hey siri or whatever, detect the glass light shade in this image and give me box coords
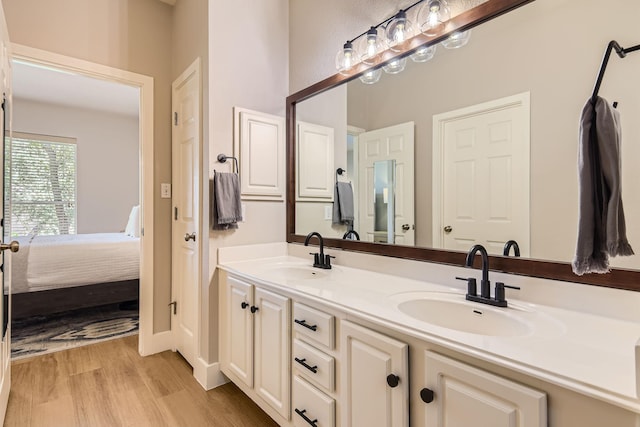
[410,44,437,63]
[382,57,407,75]
[359,68,383,85]
[358,27,387,65]
[417,0,451,36]
[441,30,471,49]
[335,41,360,75]
[386,10,415,52]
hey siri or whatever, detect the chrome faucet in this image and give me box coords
[304,232,334,269]
[456,244,520,307]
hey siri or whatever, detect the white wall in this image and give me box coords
[207,0,289,361]
[12,98,139,234]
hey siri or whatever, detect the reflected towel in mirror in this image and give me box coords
[332,181,354,226]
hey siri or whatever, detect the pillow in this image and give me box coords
[124,205,140,238]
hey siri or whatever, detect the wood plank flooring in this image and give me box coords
[5,335,279,427]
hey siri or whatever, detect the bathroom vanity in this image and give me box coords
[218,243,640,427]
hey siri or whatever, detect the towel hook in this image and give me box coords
[217,153,239,174]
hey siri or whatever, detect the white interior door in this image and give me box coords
[171,58,201,367]
[433,92,530,256]
[0,45,12,423]
[358,122,415,245]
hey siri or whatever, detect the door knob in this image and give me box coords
[386,374,400,388]
[184,232,196,242]
[444,225,453,233]
[0,241,19,253]
[401,224,411,231]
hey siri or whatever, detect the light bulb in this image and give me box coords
[441,30,471,49]
[410,44,437,63]
[359,68,383,85]
[417,0,451,36]
[335,41,360,75]
[386,10,414,52]
[359,27,386,65]
[382,57,407,75]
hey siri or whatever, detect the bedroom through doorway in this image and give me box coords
[7,58,143,358]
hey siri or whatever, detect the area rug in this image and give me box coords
[11,303,139,360]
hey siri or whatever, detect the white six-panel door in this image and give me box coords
[171,58,201,367]
[433,92,530,256]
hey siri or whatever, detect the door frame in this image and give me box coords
[432,92,531,249]
[10,44,157,355]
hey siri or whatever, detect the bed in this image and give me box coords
[10,207,141,319]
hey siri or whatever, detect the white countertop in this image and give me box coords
[217,245,640,414]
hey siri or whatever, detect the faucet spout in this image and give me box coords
[465,244,490,298]
[304,231,324,258]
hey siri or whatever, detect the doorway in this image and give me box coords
[8,45,154,355]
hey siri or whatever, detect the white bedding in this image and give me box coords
[11,233,140,294]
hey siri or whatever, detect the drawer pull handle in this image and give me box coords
[240,302,249,310]
[295,408,318,426]
[294,357,318,373]
[294,319,318,331]
[250,305,259,313]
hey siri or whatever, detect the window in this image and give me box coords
[5,132,77,237]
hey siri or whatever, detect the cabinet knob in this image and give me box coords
[420,387,435,403]
[250,305,259,313]
[386,374,400,388]
[240,302,249,309]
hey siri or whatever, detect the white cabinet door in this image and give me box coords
[341,320,409,427]
[225,276,254,388]
[254,287,290,419]
[423,351,546,427]
[296,121,335,200]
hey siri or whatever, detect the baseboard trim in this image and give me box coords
[139,330,173,356]
[194,357,228,390]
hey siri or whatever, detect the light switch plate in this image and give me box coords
[161,183,171,198]
[324,205,332,220]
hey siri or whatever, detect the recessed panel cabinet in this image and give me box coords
[421,351,547,427]
[341,320,409,427]
[222,275,291,420]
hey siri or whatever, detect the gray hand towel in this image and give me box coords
[211,172,242,230]
[572,97,634,275]
[332,181,354,225]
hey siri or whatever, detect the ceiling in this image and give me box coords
[11,60,140,117]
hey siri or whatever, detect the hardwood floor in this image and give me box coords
[5,335,279,427]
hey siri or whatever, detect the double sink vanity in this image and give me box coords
[218,242,640,427]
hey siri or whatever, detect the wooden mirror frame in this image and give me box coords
[286,0,640,292]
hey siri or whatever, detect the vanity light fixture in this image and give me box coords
[359,26,387,65]
[441,29,472,49]
[334,0,473,81]
[386,10,415,52]
[417,0,451,36]
[335,41,360,75]
[410,44,437,62]
[383,57,408,74]
[359,67,383,84]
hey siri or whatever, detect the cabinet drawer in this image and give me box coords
[293,339,335,392]
[293,302,335,349]
[293,376,335,427]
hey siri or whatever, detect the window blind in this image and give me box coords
[6,132,77,237]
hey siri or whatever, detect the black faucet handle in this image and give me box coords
[324,254,335,269]
[456,276,477,296]
[309,252,320,266]
[494,282,520,302]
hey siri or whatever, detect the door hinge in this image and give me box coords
[174,206,178,220]
[169,301,177,315]
[174,111,178,126]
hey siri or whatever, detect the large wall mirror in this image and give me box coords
[287,0,640,291]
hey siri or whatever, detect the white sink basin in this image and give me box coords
[262,264,330,280]
[393,292,535,337]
